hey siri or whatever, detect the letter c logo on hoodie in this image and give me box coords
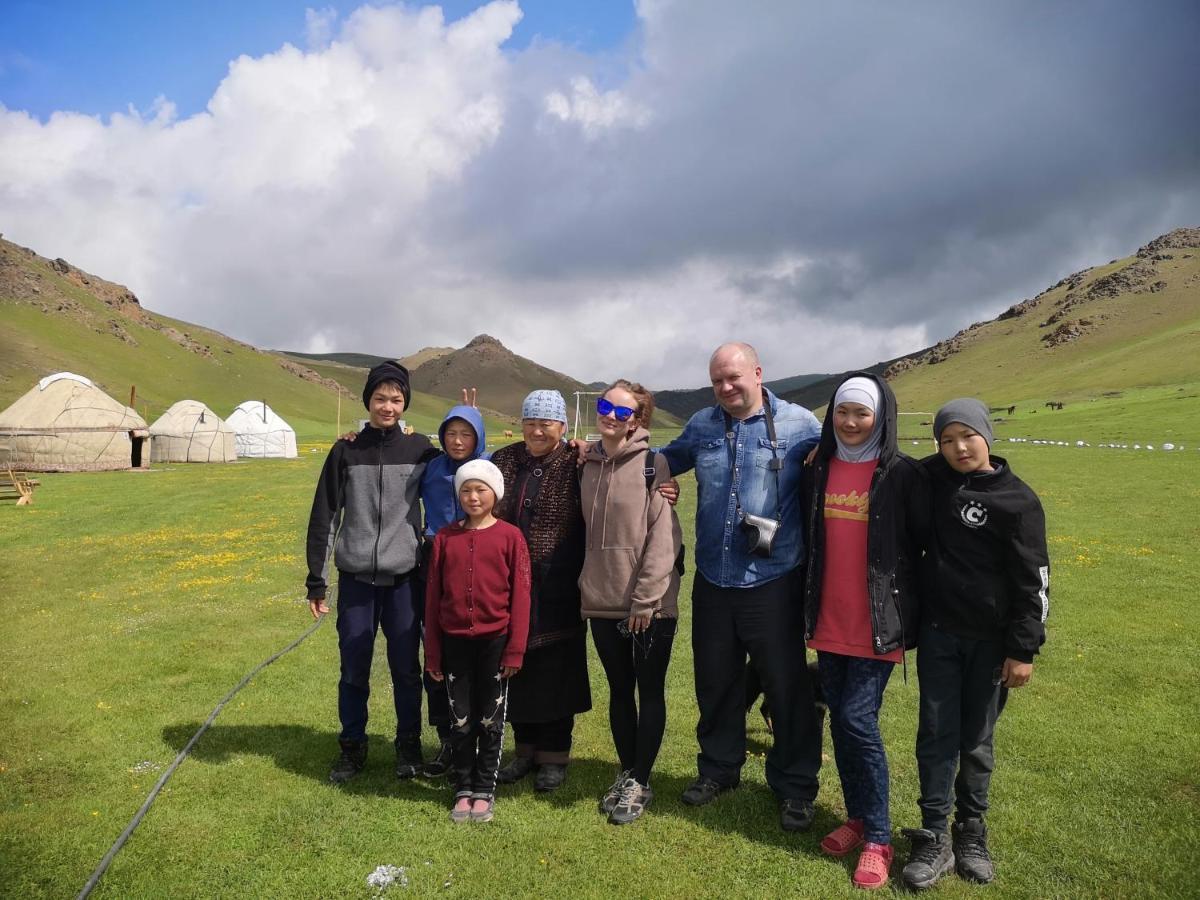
[960,499,989,528]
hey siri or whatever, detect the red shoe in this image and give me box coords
[853,842,894,890]
[820,819,865,857]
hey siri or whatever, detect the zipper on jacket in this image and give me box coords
[866,463,891,656]
[372,432,384,582]
[892,573,908,683]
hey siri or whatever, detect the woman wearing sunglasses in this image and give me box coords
[578,380,684,824]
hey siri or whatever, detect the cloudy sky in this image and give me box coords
[2,1,1198,388]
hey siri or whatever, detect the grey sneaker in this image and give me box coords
[953,818,996,884]
[608,778,652,825]
[599,769,632,814]
[901,828,955,891]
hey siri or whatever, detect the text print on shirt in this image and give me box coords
[824,489,869,522]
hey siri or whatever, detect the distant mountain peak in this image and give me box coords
[465,333,505,350]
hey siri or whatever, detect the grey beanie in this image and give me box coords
[521,389,567,424]
[454,459,505,501]
[933,398,993,446]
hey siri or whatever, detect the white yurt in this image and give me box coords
[0,372,150,472]
[149,400,236,463]
[226,401,298,459]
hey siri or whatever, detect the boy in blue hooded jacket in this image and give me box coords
[417,404,489,775]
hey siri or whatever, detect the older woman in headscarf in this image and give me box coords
[490,390,591,792]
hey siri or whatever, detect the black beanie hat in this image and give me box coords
[362,361,411,410]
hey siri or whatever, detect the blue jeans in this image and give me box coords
[335,574,422,742]
[817,652,895,844]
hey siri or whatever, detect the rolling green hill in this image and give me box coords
[0,239,359,441]
[1,240,509,445]
[884,228,1200,443]
[5,227,1193,448]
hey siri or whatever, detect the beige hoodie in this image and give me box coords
[578,427,683,619]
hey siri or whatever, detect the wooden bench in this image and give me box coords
[1,468,39,506]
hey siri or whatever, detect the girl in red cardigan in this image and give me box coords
[425,459,532,823]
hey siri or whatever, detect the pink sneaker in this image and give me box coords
[853,842,894,890]
[820,819,865,857]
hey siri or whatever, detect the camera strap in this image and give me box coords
[723,389,783,521]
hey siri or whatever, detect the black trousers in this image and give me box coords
[335,574,421,743]
[691,571,821,801]
[441,633,509,797]
[915,623,1009,832]
[413,572,451,740]
[591,616,678,785]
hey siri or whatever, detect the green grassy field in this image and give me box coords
[1,432,1197,899]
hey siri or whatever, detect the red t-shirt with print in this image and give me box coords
[808,457,902,662]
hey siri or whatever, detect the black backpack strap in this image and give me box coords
[644,449,658,492]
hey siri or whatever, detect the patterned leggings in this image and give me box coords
[441,634,509,798]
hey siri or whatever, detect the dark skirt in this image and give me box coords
[506,629,592,723]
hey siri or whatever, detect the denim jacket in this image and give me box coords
[660,389,820,588]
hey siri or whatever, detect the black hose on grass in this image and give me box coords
[76,605,329,899]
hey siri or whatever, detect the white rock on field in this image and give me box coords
[366,865,408,893]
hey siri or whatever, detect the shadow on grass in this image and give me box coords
[161,722,448,800]
[162,721,838,854]
[495,752,838,855]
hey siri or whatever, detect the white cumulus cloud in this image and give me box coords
[1,0,1198,392]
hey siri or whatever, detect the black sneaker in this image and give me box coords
[608,778,652,825]
[394,734,423,779]
[680,776,736,807]
[423,740,453,778]
[901,828,955,891]
[497,755,536,784]
[535,762,567,792]
[329,739,367,784]
[599,769,632,814]
[779,798,816,832]
[953,818,996,884]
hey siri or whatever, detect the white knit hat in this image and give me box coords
[453,458,505,500]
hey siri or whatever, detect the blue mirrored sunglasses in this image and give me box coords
[596,397,636,421]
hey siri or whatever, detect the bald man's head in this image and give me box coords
[709,342,764,420]
[710,342,759,370]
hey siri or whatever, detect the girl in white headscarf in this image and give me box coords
[799,373,926,890]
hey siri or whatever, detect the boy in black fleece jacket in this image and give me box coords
[902,399,1049,891]
[305,362,440,784]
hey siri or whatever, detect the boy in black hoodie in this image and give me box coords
[902,399,1049,891]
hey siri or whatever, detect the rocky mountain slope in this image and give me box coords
[883,227,1200,414]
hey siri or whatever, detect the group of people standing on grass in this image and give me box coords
[304,341,1049,891]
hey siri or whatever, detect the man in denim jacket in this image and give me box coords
[659,342,823,832]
